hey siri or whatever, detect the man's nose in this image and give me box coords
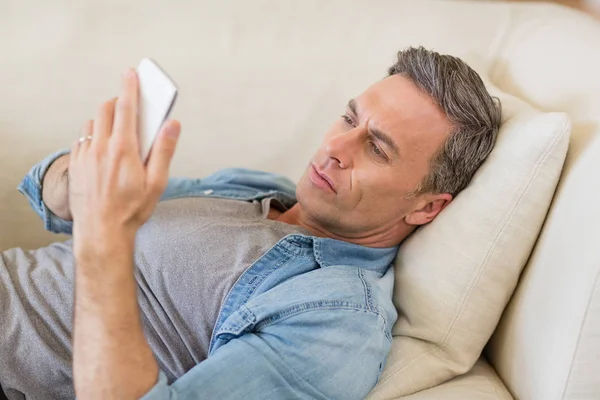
[325,127,362,169]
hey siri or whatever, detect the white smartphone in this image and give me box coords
[136,58,178,162]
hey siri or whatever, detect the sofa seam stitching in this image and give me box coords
[375,344,439,390]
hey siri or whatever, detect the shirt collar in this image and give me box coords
[274,235,397,274]
[312,237,397,274]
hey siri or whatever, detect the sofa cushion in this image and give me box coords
[397,358,513,400]
[367,78,570,399]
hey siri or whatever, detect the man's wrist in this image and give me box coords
[74,226,136,266]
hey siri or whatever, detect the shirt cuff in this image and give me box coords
[139,371,172,400]
[17,148,73,234]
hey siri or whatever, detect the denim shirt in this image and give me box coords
[18,150,399,400]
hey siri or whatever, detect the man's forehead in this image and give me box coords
[353,75,451,139]
[355,75,432,115]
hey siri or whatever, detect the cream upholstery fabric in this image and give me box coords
[0,0,517,251]
[484,4,600,400]
[399,358,513,400]
[367,84,570,399]
[1,1,600,399]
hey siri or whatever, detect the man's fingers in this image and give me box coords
[146,120,181,197]
[72,120,94,159]
[111,68,139,148]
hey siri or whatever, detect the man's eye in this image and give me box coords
[370,141,386,159]
[341,114,355,126]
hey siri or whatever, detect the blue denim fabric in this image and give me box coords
[18,150,398,400]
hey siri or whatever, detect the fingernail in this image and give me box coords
[165,122,180,139]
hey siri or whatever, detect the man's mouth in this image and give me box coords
[310,164,336,193]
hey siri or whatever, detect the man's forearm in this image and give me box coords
[73,232,159,400]
[42,154,72,220]
[69,69,178,399]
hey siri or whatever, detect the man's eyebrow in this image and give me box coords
[371,128,400,157]
[347,98,400,158]
[348,99,358,115]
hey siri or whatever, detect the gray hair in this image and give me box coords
[388,46,502,198]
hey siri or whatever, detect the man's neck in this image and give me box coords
[275,204,408,248]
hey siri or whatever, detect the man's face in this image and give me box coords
[296,74,453,238]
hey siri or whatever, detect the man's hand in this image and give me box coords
[69,68,181,245]
[70,68,181,400]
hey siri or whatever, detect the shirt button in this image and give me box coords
[203,190,213,195]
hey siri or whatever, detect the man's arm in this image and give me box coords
[17,149,74,234]
[73,232,159,399]
[18,151,211,235]
[68,69,180,399]
[42,154,71,220]
[20,146,298,236]
[140,307,388,400]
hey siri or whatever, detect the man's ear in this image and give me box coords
[404,193,453,226]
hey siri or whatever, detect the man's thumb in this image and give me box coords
[146,120,181,192]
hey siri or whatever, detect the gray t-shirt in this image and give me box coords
[0,197,308,400]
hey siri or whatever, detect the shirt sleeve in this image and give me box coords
[139,308,390,400]
[17,151,212,235]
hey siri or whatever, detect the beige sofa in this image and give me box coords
[1,1,599,399]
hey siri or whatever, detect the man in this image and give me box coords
[0,47,501,400]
